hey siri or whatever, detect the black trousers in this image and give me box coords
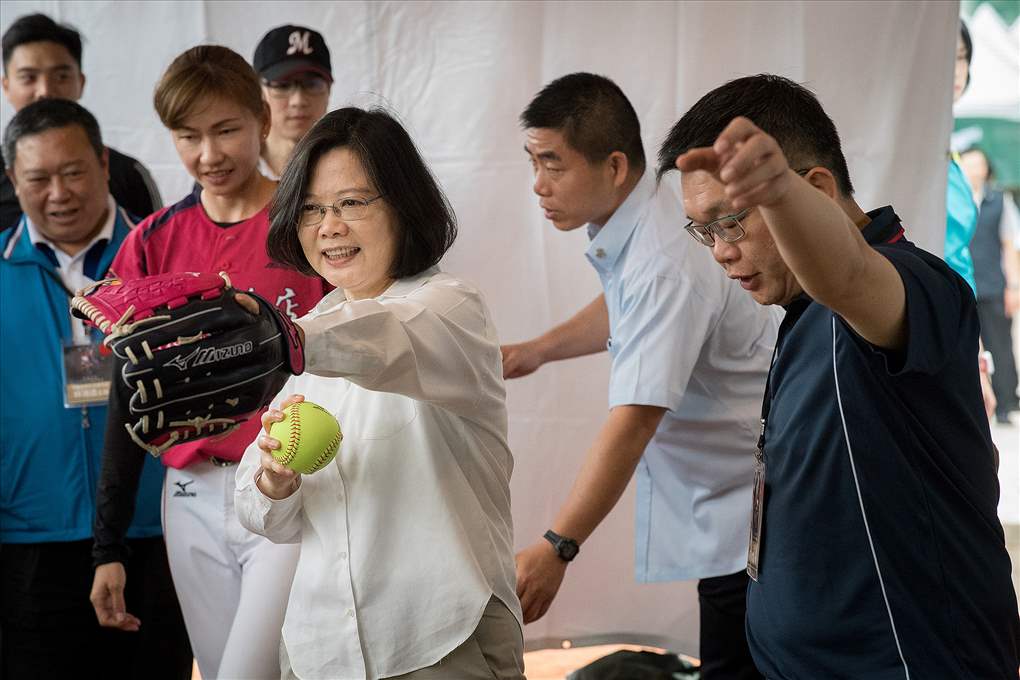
[0,537,192,680]
[977,296,1020,417]
[698,569,763,680]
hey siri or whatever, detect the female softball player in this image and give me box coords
[88,45,326,679]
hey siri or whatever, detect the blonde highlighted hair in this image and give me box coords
[153,45,265,129]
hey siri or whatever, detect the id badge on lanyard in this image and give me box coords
[60,330,114,408]
[747,418,766,581]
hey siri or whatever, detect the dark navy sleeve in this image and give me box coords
[107,147,162,221]
[841,244,976,377]
[92,383,146,566]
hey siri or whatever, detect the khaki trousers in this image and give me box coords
[282,596,525,679]
[385,596,525,680]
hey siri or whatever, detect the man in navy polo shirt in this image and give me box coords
[658,74,1019,678]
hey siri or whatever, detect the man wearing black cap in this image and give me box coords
[252,25,332,180]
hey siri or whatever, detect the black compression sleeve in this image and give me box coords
[92,380,147,567]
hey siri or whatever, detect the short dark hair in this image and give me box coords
[960,20,973,67]
[268,107,457,280]
[657,74,854,197]
[521,72,645,172]
[2,97,103,168]
[2,13,82,73]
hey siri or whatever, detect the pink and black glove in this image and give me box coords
[72,271,303,456]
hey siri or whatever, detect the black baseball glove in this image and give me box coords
[71,271,304,456]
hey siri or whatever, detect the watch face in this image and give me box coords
[560,540,579,561]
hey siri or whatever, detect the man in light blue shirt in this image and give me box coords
[504,72,777,678]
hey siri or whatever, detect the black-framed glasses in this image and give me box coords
[684,168,813,246]
[298,195,384,228]
[263,76,329,98]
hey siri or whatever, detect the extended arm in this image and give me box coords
[501,294,609,379]
[759,177,906,348]
[678,117,907,350]
[296,276,502,420]
[516,404,665,622]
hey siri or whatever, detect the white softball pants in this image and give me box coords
[162,460,298,680]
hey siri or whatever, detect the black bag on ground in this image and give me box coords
[568,649,699,680]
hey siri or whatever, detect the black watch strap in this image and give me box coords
[543,529,579,562]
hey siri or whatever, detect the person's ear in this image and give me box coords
[607,151,630,189]
[802,166,839,201]
[261,101,272,140]
[100,146,110,182]
[77,71,87,99]
[5,166,18,196]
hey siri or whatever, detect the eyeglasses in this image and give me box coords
[298,195,384,228]
[263,76,329,98]
[684,168,812,246]
[684,208,753,246]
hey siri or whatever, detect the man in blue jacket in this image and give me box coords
[0,98,190,678]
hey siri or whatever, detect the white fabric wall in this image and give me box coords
[2,0,958,654]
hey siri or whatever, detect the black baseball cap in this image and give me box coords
[253,25,333,83]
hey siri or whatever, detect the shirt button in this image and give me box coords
[595,248,606,258]
[339,551,347,560]
[346,609,355,618]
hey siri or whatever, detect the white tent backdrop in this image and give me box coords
[1,0,957,654]
[955,2,1020,121]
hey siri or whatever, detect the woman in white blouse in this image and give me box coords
[234,107,524,680]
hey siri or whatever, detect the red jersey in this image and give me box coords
[113,190,326,468]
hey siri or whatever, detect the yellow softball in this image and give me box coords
[269,401,342,474]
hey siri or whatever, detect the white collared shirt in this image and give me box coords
[586,171,781,581]
[258,155,281,182]
[25,195,118,345]
[235,269,522,680]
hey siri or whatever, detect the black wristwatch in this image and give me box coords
[543,529,579,562]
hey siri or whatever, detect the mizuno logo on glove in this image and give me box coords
[165,341,254,371]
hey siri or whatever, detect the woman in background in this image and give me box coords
[88,45,326,679]
[948,19,998,418]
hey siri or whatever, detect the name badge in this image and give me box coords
[61,337,113,408]
[747,442,766,581]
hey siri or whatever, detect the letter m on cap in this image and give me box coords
[287,31,313,55]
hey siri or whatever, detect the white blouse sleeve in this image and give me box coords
[296,274,504,422]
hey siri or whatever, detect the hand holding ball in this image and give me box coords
[268,401,343,474]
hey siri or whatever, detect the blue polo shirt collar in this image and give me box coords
[781,206,902,313]
[585,171,655,273]
[860,205,903,246]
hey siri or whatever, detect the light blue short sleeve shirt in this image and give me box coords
[586,171,780,581]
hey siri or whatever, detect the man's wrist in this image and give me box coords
[531,335,553,366]
[543,529,579,562]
